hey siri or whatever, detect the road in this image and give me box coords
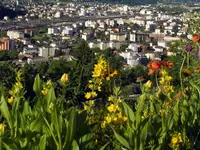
[0,15,131,31]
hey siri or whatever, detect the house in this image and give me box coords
[110,33,126,42]
[23,45,38,55]
[0,38,15,50]
[39,46,61,58]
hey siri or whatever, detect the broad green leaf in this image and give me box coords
[122,102,135,122]
[140,118,149,142]
[33,74,42,94]
[46,87,56,107]
[30,117,42,132]
[39,134,47,150]
[71,140,79,150]
[0,95,12,129]
[113,129,130,149]
[22,101,32,116]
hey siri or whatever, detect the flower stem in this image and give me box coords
[155,74,160,92]
[187,52,189,68]
[180,55,186,93]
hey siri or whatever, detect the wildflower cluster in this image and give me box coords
[159,69,174,98]
[147,61,173,75]
[101,87,127,128]
[8,71,24,104]
[41,79,53,96]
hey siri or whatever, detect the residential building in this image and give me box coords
[0,38,15,50]
[7,31,24,39]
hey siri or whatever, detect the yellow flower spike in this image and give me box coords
[41,88,48,96]
[85,92,91,99]
[60,73,69,84]
[145,80,152,88]
[171,137,178,144]
[8,96,14,104]
[0,123,6,136]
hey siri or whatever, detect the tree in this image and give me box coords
[70,40,95,65]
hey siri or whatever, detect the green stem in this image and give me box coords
[155,74,160,92]
[187,52,189,68]
[180,55,186,93]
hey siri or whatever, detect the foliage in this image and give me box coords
[0,50,18,61]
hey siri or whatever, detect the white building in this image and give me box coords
[7,31,24,39]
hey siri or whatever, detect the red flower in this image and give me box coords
[192,35,200,42]
[163,61,173,68]
[148,69,155,75]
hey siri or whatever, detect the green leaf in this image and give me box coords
[0,95,12,129]
[113,128,130,149]
[30,117,42,132]
[46,87,56,107]
[39,134,47,150]
[63,108,77,149]
[140,118,149,142]
[33,74,42,94]
[122,101,135,122]
[72,140,79,150]
[100,142,110,150]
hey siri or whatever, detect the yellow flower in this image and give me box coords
[178,133,183,143]
[160,69,168,76]
[97,86,101,92]
[118,112,123,119]
[88,84,93,89]
[15,82,23,89]
[91,91,97,98]
[106,76,110,81]
[88,80,93,83]
[60,73,69,84]
[88,100,95,106]
[107,104,119,112]
[113,117,118,122]
[84,105,89,111]
[41,88,48,96]
[123,116,128,121]
[101,121,106,128]
[0,123,6,136]
[145,80,152,88]
[85,92,91,99]
[105,115,112,124]
[159,77,165,85]
[8,96,14,104]
[110,70,118,77]
[171,137,178,144]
